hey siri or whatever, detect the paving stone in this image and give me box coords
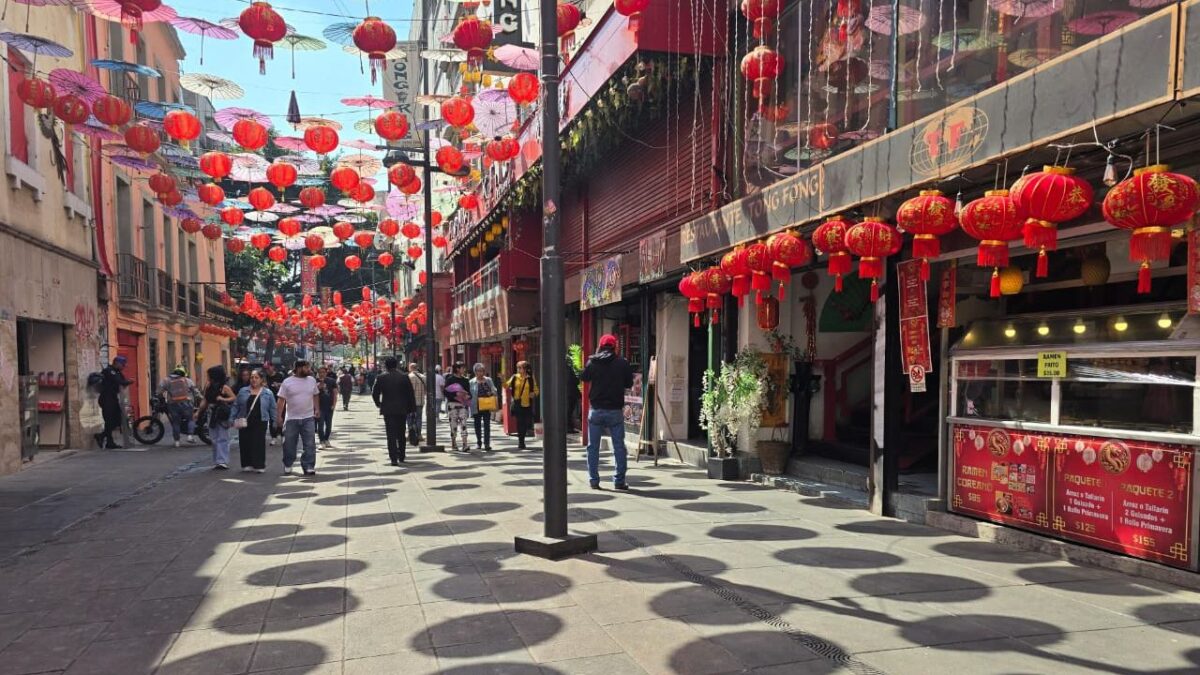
[0,622,108,675]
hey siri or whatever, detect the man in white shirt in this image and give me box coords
[434,364,446,418]
[408,363,427,445]
[276,360,321,476]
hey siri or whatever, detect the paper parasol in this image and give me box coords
[163,206,197,220]
[158,143,191,158]
[321,22,359,47]
[49,68,105,103]
[341,95,393,110]
[309,205,345,217]
[472,98,517,138]
[341,139,378,151]
[214,107,272,131]
[170,16,238,65]
[294,214,324,224]
[218,17,297,35]
[338,155,384,177]
[229,153,269,182]
[416,93,452,107]
[207,130,235,145]
[134,100,192,121]
[988,0,1063,19]
[1008,47,1060,68]
[1067,11,1139,35]
[352,118,376,134]
[933,29,1005,52]
[267,202,300,214]
[244,211,279,224]
[294,176,325,187]
[295,117,342,131]
[76,121,122,141]
[343,43,407,60]
[475,88,511,104]
[101,143,140,157]
[91,59,162,77]
[336,212,368,223]
[865,4,926,35]
[166,154,200,168]
[386,195,421,221]
[1129,0,1175,7]
[493,44,540,70]
[85,0,177,25]
[420,49,467,63]
[273,136,309,152]
[278,34,326,78]
[180,73,244,100]
[110,155,159,173]
[0,31,72,62]
[277,154,320,173]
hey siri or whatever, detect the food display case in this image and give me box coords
[948,306,1199,571]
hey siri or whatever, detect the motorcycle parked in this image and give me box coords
[131,394,211,446]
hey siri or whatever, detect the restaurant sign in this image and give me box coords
[896,260,932,387]
[952,424,1195,570]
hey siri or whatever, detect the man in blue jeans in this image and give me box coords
[578,334,635,490]
[276,360,321,476]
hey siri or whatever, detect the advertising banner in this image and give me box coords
[580,255,622,310]
[936,263,956,328]
[1188,228,1200,315]
[897,259,932,382]
[300,256,317,295]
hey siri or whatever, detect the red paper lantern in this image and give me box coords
[250,232,271,250]
[304,233,324,253]
[1102,164,1199,294]
[344,254,362,271]
[349,182,375,204]
[180,217,203,234]
[353,231,374,248]
[158,190,182,207]
[486,138,510,163]
[378,219,400,237]
[452,15,493,67]
[844,217,901,302]
[267,245,287,263]
[199,151,232,180]
[226,237,246,254]
[408,245,424,259]
[248,187,276,212]
[808,122,838,150]
[378,252,395,267]
[740,45,784,106]
[720,246,752,306]
[431,211,443,227]
[1012,166,1095,277]
[163,109,201,146]
[238,1,287,74]
[436,145,465,174]
[266,161,298,191]
[16,77,56,110]
[556,2,582,53]
[741,0,782,39]
[352,16,397,84]
[433,234,448,248]
[125,122,160,154]
[400,177,422,195]
[232,118,267,151]
[897,189,958,281]
[53,94,89,126]
[765,230,812,297]
[743,242,775,304]
[304,125,339,154]
[299,186,325,209]
[757,295,780,331]
[148,172,175,196]
[332,222,355,240]
[220,207,245,227]
[678,272,706,327]
[278,217,301,237]
[198,183,225,206]
[92,94,130,127]
[388,163,416,188]
[398,221,420,239]
[374,110,408,141]
[508,72,539,106]
[440,96,474,128]
[699,267,732,324]
[960,189,1025,297]
[330,166,360,193]
[615,0,651,31]
[308,254,326,270]
[201,223,222,241]
[115,0,161,44]
[459,193,480,210]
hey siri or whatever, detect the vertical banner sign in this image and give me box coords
[937,262,956,328]
[1188,228,1200,315]
[300,257,317,295]
[638,231,666,284]
[384,41,423,152]
[896,259,932,391]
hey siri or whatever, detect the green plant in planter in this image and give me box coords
[567,344,584,392]
[699,349,767,457]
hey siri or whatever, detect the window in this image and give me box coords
[6,47,30,164]
[163,216,173,275]
[1059,357,1195,435]
[155,61,165,102]
[955,359,1053,424]
[177,230,186,278]
[142,201,156,268]
[116,179,133,254]
[188,241,198,283]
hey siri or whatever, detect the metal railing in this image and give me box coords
[116,253,150,305]
[176,281,188,317]
[188,288,201,317]
[204,286,235,323]
[156,270,174,311]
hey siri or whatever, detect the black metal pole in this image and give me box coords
[419,0,442,452]
[514,0,596,559]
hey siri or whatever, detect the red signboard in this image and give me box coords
[300,256,317,296]
[937,262,956,328]
[1188,228,1200,315]
[897,259,932,376]
[952,424,1195,570]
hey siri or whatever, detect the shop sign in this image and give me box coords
[383,42,423,152]
[937,263,956,328]
[638,231,666,284]
[1037,351,1067,378]
[1188,228,1200,315]
[493,0,522,45]
[300,257,317,295]
[952,424,1195,570]
[580,255,622,310]
[909,106,988,177]
[897,260,932,383]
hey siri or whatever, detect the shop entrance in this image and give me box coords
[117,330,141,418]
[16,320,68,452]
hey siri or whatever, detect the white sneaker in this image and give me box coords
[283,467,294,475]
[186,435,195,443]
[174,440,180,448]
[270,438,277,446]
[255,468,265,474]
[241,466,254,473]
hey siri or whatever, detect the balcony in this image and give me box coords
[450,257,538,343]
[116,253,150,307]
[188,287,201,317]
[175,281,189,320]
[154,269,174,313]
[203,286,235,324]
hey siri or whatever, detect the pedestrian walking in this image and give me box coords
[157,367,197,446]
[505,361,539,450]
[407,363,427,445]
[195,365,236,470]
[236,367,251,391]
[316,366,337,447]
[263,362,285,446]
[232,370,275,473]
[338,369,354,410]
[579,334,634,490]
[373,357,417,465]
[470,363,499,452]
[93,355,131,449]
[444,362,472,452]
[434,364,446,418]
[276,360,321,476]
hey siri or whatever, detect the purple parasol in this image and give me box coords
[472,97,517,138]
[987,0,1063,19]
[294,214,324,224]
[206,130,235,145]
[49,68,105,103]
[214,107,273,131]
[163,206,197,220]
[268,203,300,214]
[0,31,72,62]
[341,139,378,151]
[110,155,159,173]
[386,190,421,220]
[1067,11,1140,36]
[310,205,345,217]
[76,121,123,141]
[865,5,926,35]
[494,44,540,70]
[229,153,268,182]
[475,88,511,104]
[170,16,238,65]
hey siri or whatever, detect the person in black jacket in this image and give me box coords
[578,334,635,490]
[372,357,417,465]
[94,355,131,449]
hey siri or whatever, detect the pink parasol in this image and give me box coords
[294,214,324,224]
[340,95,393,110]
[475,88,511,104]
[277,154,320,173]
[214,107,273,131]
[336,212,368,223]
[295,117,342,131]
[473,97,517,138]
[309,205,345,217]
[49,68,105,103]
[987,0,1062,19]
[493,44,540,71]
[229,153,269,183]
[170,16,238,65]
[267,203,300,214]
[206,130,235,145]
[273,136,308,152]
[83,0,177,27]
[339,155,384,177]
[1067,11,1140,35]
[341,139,378,151]
[865,5,926,35]
[76,121,123,141]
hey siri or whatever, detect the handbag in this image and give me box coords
[233,391,262,429]
[476,379,499,412]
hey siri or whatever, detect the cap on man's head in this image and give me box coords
[114,355,127,364]
[598,334,619,350]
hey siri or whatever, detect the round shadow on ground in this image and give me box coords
[708,524,818,542]
[415,542,517,570]
[712,482,771,492]
[425,471,485,481]
[606,554,729,582]
[501,467,544,475]
[403,519,495,536]
[598,529,679,553]
[324,458,371,466]
[330,512,414,528]
[799,496,863,510]
[669,633,842,674]
[441,502,522,517]
[159,641,327,673]
[674,502,766,514]
[635,489,712,501]
[774,546,904,569]
[566,492,615,504]
[312,492,390,507]
[900,614,1063,649]
[223,524,302,542]
[836,520,947,537]
[242,534,346,556]
[336,478,404,488]
[531,508,618,523]
[502,479,543,488]
[218,587,358,634]
[442,666,561,675]
[245,559,368,587]
[273,491,318,500]
[849,572,991,600]
[415,610,562,652]
[433,570,571,603]
[255,503,291,514]
[1134,602,1200,632]
[932,540,1038,562]
[430,483,479,491]
[1015,567,1164,595]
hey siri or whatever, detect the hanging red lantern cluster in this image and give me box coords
[720,246,751,306]
[117,0,162,44]
[378,251,395,268]
[508,72,539,106]
[352,16,397,84]
[844,217,901,302]
[353,231,374,248]
[960,189,1025,297]
[163,110,201,148]
[745,241,774,304]
[740,45,783,110]
[304,233,324,253]
[239,1,287,74]
[330,166,361,193]
[158,190,183,208]
[485,136,520,163]
[17,77,56,110]
[556,2,582,56]
[452,16,493,68]
[53,95,89,126]
[700,267,732,324]
[896,189,957,281]
[304,125,339,154]
[344,254,363,271]
[308,254,326,270]
[1012,166,1094,278]
[459,193,480,210]
[679,272,705,327]
[1102,164,1199,294]
[349,182,375,204]
[740,0,782,40]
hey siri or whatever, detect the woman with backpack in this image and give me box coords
[195,365,236,470]
[505,361,539,450]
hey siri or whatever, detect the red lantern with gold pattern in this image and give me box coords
[378,219,400,238]
[304,125,339,154]
[352,16,397,84]
[248,187,276,212]
[303,233,324,253]
[440,96,474,129]
[812,216,853,291]
[163,109,201,147]
[344,254,362,271]
[960,189,1025,297]
[333,221,355,241]
[17,77,56,110]
[615,0,651,32]
[298,186,324,209]
[740,45,784,107]
[349,182,375,204]
[508,72,539,106]
[180,217,203,234]
[330,166,361,193]
[399,221,420,239]
[238,1,287,74]
[278,217,301,237]
[1102,164,1199,294]
[53,94,89,126]
[308,254,326,270]
[678,271,706,327]
[200,151,232,180]
[452,15,493,67]
[744,241,775,304]
[388,163,416,188]
[232,118,267,151]
[148,172,175,196]
[1013,166,1094,277]
[220,207,245,227]
[198,183,225,206]
[720,246,752,306]
[92,94,130,127]
[201,223,222,241]
[766,230,812,298]
[556,2,582,53]
[267,245,287,263]
[897,189,957,281]
[844,217,900,302]
[124,122,160,154]
[226,237,246,254]
[436,145,465,174]
[374,110,408,141]
[266,161,297,191]
[700,267,732,325]
[378,251,395,268]
[250,232,271,250]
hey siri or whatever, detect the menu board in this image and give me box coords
[952,424,1196,570]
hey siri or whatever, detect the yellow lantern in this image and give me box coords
[469,245,479,257]
[485,232,496,243]
[998,267,1024,295]
[482,74,493,86]
[490,224,502,236]
[1081,253,1111,287]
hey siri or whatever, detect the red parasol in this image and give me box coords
[1067,11,1140,36]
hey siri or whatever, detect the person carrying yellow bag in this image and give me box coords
[505,361,540,450]
[469,363,499,451]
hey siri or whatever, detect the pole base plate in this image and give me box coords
[418,444,445,453]
[514,532,598,560]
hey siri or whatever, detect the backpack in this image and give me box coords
[165,377,191,402]
[86,372,103,390]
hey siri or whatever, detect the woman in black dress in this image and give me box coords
[232,370,277,472]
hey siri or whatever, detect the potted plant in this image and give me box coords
[699,349,767,479]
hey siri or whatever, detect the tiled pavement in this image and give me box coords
[0,395,1198,674]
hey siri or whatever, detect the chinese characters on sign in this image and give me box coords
[580,255,622,310]
[937,263,956,328]
[638,231,666,284]
[300,256,317,295]
[1189,228,1200,315]
[897,259,932,392]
